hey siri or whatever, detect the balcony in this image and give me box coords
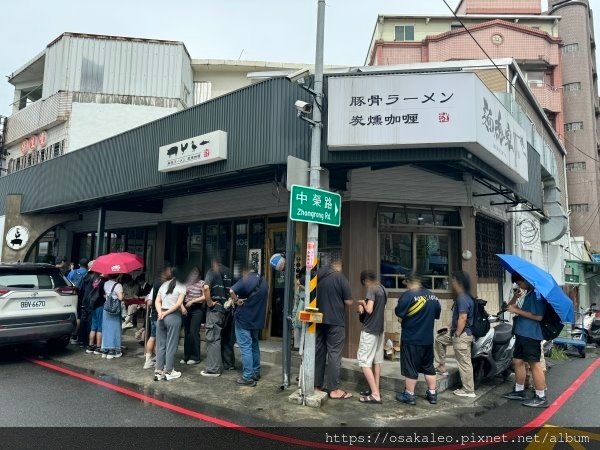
[529,83,562,113]
[5,91,71,145]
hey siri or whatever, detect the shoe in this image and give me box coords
[253,373,261,381]
[236,377,257,387]
[187,360,200,365]
[435,366,449,376]
[224,366,236,371]
[85,345,95,354]
[454,389,476,398]
[70,337,78,345]
[94,349,103,355]
[154,371,164,381]
[396,391,416,405]
[143,359,155,370]
[200,370,221,377]
[113,352,122,358]
[106,350,116,359]
[503,389,527,400]
[523,395,548,408]
[426,391,438,404]
[180,359,187,364]
[101,351,108,358]
[164,370,182,381]
[122,323,134,330]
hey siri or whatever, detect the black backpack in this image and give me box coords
[540,304,563,341]
[471,297,491,338]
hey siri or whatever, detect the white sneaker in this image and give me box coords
[187,360,200,365]
[154,371,164,381]
[101,351,107,358]
[180,359,187,364]
[454,389,476,398]
[164,370,182,380]
[143,359,155,369]
[113,352,123,358]
[122,323,134,330]
[200,370,221,377]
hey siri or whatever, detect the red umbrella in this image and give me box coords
[90,252,144,275]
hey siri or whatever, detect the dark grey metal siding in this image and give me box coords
[0,78,312,214]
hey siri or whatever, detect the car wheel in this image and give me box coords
[47,335,70,351]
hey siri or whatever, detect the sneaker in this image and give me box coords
[425,391,438,404]
[113,352,122,358]
[187,360,200,365]
[503,389,527,400]
[180,359,187,364]
[101,350,108,358]
[94,349,103,355]
[200,370,221,377]
[523,395,548,408]
[70,337,78,345]
[164,370,182,381]
[396,391,416,405]
[454,389,476,398]
[236,377,257,387]
[85,345,95,354]
[106,350,117,359]
[143,359,155,370]
[154,371,164,381]
[122,323,134,330]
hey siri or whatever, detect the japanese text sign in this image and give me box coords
[327,72,528,183]
[290,185,341,227]
[158,130,227,173]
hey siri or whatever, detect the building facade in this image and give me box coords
[548,0,600,250]
[0,59,567,357]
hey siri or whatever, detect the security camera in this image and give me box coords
[295,100,313,114]
[286,68,310,84]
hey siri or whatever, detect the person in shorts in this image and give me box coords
[394,274,441,405]
[504,272,549,408]
[356,270,387,404]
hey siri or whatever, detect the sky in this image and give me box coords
[0,0,598,117]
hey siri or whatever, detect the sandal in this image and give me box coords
[359,394,382,404]
[329,390,353,400]
[360,389,372,397]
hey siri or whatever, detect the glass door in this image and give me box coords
[267,224,287,338]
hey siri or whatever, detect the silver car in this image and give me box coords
[0,263,77,349]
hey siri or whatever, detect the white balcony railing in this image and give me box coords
[5,91,71,145]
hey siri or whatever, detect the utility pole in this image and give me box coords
[301,0,326,401]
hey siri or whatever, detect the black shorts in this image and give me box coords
[513,335,541,363]
[400,343,435,380]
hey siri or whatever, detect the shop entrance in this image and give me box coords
[267,223,287,338]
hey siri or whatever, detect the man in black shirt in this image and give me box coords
[314,258,353,400]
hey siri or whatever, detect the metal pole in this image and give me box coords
[95,207,106,258]
[282,218,296,389]
[301,0,325,401]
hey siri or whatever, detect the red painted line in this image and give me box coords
[28,357,600,450]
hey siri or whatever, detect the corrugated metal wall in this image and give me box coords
[43,35,193,102]
[0,78,312,215]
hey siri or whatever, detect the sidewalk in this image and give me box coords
[45,333,492,428]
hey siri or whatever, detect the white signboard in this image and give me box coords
[6,226,30,251]
[158,130,227,173]
[327,72,528,183]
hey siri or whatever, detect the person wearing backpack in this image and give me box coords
[503,272,549,408]
[434,271,476,398]
[68,259,89,345]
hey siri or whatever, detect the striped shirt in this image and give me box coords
[186,280,205,300]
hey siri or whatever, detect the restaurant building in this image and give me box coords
[0,59,568,357]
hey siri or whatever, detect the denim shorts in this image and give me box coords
[90,306,103,332]
[150,316,157,338]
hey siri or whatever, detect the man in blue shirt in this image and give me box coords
[504,272,548,408]
[229,265,268,387]
[395,274,441,405]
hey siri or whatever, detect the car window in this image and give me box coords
[0,271,68,289]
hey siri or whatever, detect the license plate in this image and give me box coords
[20,300,46,309]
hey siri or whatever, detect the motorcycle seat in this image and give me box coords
[493,323,513,344]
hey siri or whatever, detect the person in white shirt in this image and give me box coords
[154,269,186,381]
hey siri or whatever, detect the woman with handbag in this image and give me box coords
[101,274,125,359]
[154,268,187,381]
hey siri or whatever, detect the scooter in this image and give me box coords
[573,303,600,347]
[471,302,515,388]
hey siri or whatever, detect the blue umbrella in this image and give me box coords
[496,254,574,323]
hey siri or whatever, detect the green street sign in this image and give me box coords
[289,184,341,227]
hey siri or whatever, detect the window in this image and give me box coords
[562,43,579,53]
[566,162,586,171]
[526,71,545,86]
[565,122,584,132]
[476,215,505,279]
[563,82,582,92]
[394,25,415,41]
[378,207,460,290]
[570,203,590,213]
